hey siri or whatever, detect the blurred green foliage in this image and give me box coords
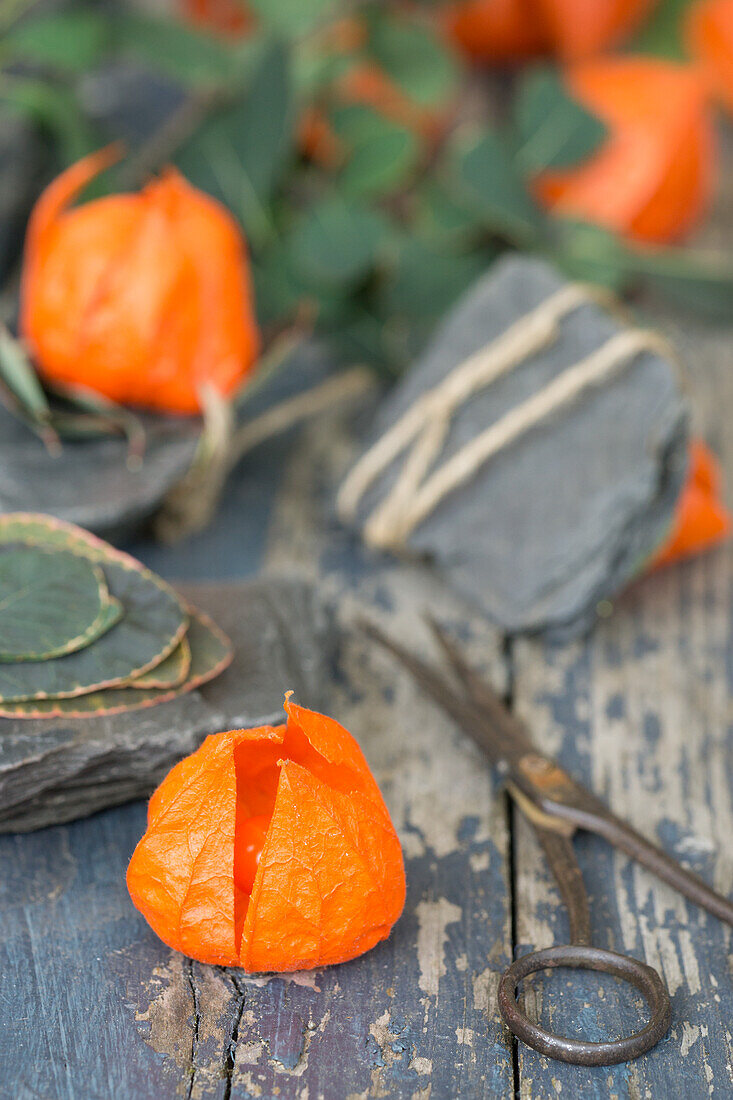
[2,0,733,385]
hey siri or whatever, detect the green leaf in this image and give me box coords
[449,128,544,245]
[132,636,191,689]
[630,248,733,317]
[0,546,116,662]
[176,39,294,238]
[246,0,338,37]
[1,77,97,163]
[367,14,459,108]
[0,605,232,719]
[412,181,485,245]
[5,11,109,72]
[253,243,309,326]
[513,66,607,173]
[379,238,491,320]
[0,326,52,423]
[115,12,243,87]
[331,106,419,196]
[0,515,187,702]
[288,197,390,289]
[629,0,696,60]
[548,218,631,292]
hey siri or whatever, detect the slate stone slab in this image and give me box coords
[0,403,200,540]
[0,341,337,540]
[0,574,336,832]
[345,256,689,639]
[0,115,44,282]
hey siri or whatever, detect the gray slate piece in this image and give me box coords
[346,256,689,639]
[0,341,335,539]
[0,574,335,832]
[0,115,44,281]
[0,402,199,539]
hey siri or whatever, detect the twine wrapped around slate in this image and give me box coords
[338,256,689,639]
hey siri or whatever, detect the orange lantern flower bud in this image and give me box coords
[443,0,549,65]
[650,440,731,569]
[126,698,406,971]
[443,0,656,63]
[687,0,733,114]
[20,148,260,416]
[182,0,252,35]
[534,0,657,59]
[534,58,714,244]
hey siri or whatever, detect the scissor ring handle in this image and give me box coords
[498,944,671,1066]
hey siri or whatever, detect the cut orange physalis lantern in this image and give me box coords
[20,147,260,416]
[534,57,714,244]
[126,697,406,971]
[650,440,731,569]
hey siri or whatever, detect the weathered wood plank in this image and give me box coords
[512,546,733,1097]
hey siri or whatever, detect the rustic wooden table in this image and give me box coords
[2,298,733,1099]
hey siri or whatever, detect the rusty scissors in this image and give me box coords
[363,617,733,1067]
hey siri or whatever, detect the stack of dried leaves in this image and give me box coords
[0,514,232,718]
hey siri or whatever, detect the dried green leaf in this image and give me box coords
[131,635,191,689]
[0,545,116,662]
[0,514,186,702]
[0,606,232,719]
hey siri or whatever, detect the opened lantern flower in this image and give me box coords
[534,58,714,244]
[126,698,406,971]
[20,148,260,416]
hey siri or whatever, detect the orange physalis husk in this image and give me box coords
[182,0,252,35]
[534,0,657,59]
[443,0,549,65]
[650,440,731,569]
[20,147,260,416]
[126,697,406,971]
[443,0,655,63]
[686,0,733,114]
[534,58,714,244]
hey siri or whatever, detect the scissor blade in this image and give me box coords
[425,615,534,757]
[359,617,525,772]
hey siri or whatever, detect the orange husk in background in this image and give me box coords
[443,0,655,62]
[20,148,260,416]
[687,0,733,114]
[182,0,252,35]
[443,0,549,64]
[650,440,731,569]
[535,0,657,59]
[534,58,714,244]
[126,698,406,971]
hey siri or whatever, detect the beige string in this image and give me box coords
[336,283,668,552]
[337,283,596,524]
